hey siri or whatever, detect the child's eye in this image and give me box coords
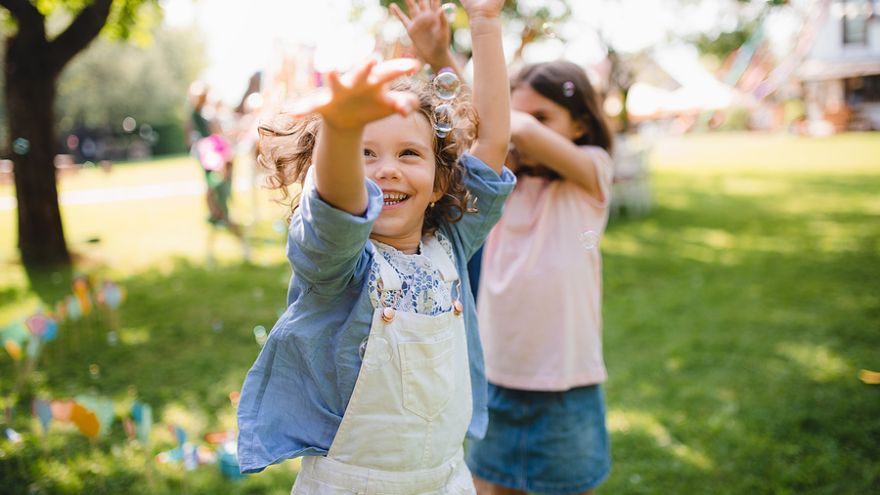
[363,149,376,158]
[400,149,421,158]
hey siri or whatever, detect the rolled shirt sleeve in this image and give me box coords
[287,167,384,295]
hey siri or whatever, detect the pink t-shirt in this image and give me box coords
[477,146,614,391]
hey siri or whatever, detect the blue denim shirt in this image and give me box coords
[237,154,515,473]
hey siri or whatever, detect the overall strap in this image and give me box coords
[420,235,459,282]
[369,242,402,291]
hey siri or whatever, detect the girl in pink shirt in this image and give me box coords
[390,4,615,493]
[469,61,615,495]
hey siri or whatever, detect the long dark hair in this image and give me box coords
[512,60,613,154]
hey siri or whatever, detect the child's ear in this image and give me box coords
[570,120,587,141]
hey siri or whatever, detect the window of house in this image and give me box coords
[845,75,880,104]
[843,0,869,45]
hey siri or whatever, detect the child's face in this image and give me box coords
[512,85,584,142]
[363,112,441,248]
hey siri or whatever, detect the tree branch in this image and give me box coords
[48,0,113,74]
[0,0,46,42]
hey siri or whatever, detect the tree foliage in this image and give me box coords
[55,25,205,149]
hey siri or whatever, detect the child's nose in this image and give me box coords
[373,158,402,181]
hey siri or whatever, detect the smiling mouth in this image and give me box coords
[383,192,410,206]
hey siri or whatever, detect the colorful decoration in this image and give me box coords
[131,402,153,444]
[32,399,53,434]
[69,403,100,438]
[75,395,114,437]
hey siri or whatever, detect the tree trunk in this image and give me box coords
[5,34,70,266]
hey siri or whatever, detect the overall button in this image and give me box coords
[382,307,395,323]
[453,300,463,316]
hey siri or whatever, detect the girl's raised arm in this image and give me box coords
[461,0,509,173]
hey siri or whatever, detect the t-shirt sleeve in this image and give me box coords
[286,167,383,295]
[583,145,615,208]
[451,153,516,259]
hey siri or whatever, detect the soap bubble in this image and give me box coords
[253,325,268,346]
[433,103,454,138]
[106,331,119,346]
[579,230,599,250]
[441,3,456,22]
[433,70,460,100]
[358,336,369,360]
[12,138,30,155]
[122,116,137,133]
[541,22,557,39]
[563,81,575,98]
[359,335,392,368]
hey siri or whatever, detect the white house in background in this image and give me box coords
[797,0,880,131]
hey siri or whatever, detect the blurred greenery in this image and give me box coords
[0,132,879,493]
[55,24,206,156]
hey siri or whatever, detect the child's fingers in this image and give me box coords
[366,58,421,86]
[405,0,418,15]
[385,91,420,117]
[280,89,331,118]
[389,3,411,26]
[347,58,379,86]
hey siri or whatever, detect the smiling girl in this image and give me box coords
[236,1,513,493]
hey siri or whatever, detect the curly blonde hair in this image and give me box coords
[257,77,477,234]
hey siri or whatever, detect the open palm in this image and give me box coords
[390,0,451,67]
[285,58,420,130]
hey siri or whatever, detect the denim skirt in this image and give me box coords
[465,383,610,495]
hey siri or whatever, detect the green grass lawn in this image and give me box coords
[1,133,879,494]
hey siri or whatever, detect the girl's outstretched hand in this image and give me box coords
[460,0,504,18]
[390,0,451,68]
[284,58,421,130]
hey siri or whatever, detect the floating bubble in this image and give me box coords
[12,137,30,155]
[358,335,392,368]
[358,336,368,360]
[252,287,264,300]
[89,363,100,378]
[563,81,576,98]
[272,219,286,234]
[579,230,599,250]
[541,22,557,39]
[433,103,454,138]
[106,331,118,346]
[211,319,224,332]
[66,134,80,150]
[433,70,460,100]
[253,325,268,346]
[441,3,456,22]
[138,124,154,141]
[122,116,137,133]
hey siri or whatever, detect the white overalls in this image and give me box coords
[291,236,476,495]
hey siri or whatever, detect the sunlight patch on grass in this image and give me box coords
[721,177,793,196]
[776,342,852,383]
[608,409,714,470]
[675,240,741,266]
[120,326,152,346]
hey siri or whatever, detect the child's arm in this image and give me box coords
[285,58,420,215]
[390,0,461,75]
[511,110,607,200]
[462,0,509,173]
